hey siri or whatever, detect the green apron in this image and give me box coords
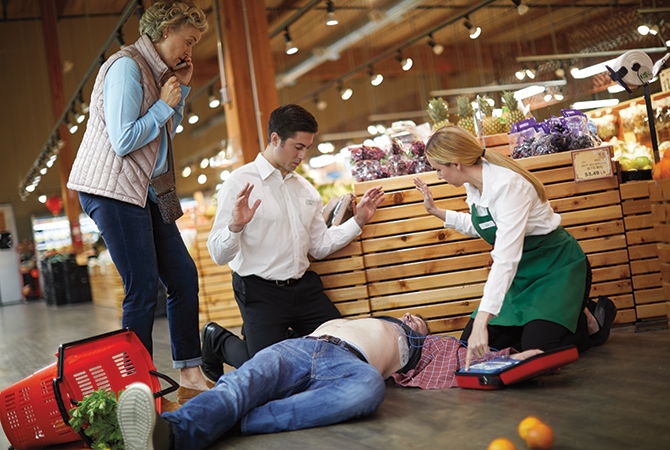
[470,205,586,333]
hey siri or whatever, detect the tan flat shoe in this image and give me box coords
[176,386,206,405]
[160,396,181,413]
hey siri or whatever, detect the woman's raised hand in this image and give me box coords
[413,177,437,215]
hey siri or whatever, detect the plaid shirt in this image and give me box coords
[388,336,513,389]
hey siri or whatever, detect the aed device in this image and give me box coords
[455,346,579,390]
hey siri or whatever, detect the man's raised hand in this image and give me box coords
[354,186,385,228]
[229,183,261,233]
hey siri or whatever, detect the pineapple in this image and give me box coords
[456,96,476,136]
[502,91,525,131]
[427,97,451,131]
[479,95,506,136]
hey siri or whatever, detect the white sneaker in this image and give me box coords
[117,382,157,450]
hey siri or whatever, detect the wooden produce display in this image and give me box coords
[620,180,666,323]
[192,220,240,329]
[355,171,491,338]
[88,262,123,319]
[308,237,371,318]
[648,178,670,321]
[354,147,634,337]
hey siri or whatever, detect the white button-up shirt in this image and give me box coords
[207,154,362,281]
[443,161,562,317]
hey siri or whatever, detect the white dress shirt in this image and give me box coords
[443,161,562,317]
[207,154,362,281]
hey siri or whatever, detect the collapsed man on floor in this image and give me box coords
[117,314,542,449]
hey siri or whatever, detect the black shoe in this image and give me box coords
[201,321,230,383]
[588,296,617,347]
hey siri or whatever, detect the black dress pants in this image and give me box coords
[215,271,342,368]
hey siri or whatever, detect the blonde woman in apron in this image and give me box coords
[413,126,617,370]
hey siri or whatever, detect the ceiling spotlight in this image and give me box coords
[463,16,481,39]
[525,68,537,79]
[75,105,86,124]
[555,67,565,78]
[176,124,184,133]
[427,34,444,56]
[66,116,78,134]
[367,125,378,135]
[26,185,36,193]
[208,88,220,108]
[340,86,353,100]
[220,170,231,181]
[38,195,47,203]
[638,24,650,35]
[284,28,298,55]
[182,166,192,178]
[649,24,659,35]
[554,92,565,101]
[369,67,383,86]
[200,158,209,169]
[515,69,526,80]
[187,107,199,124]
[544,93,553,102]
[197,174,207,185]
[512,0,529,16]
[326,0,338,26]
[40,167,47,175]
[314,97,328,111]
[396,51,413,71]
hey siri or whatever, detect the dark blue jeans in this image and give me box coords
[79,192,202,368]
[163,338,386,449]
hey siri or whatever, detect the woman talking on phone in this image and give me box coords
[413,126,617,370]
[68,1,210,401]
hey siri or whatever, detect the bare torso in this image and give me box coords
[309,318,404,379]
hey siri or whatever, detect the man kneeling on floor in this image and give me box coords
[117,314,540,449]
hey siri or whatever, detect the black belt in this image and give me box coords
[304,335,367,363]
[248,275,301,287]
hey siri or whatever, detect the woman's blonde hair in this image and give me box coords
[426,125,547,202]
[139,1,209,43]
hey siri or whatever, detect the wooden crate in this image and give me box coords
[88,263,124,319]
[648,178,670,321]
[355,171,490,338]
[621,180,664,322]
[193,220,240,329]
[354,148,633,337]
[308,237,371,318]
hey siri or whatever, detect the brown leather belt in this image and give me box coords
[304,335,367,363]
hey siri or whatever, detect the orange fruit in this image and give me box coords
[518,416,542,441]
[524,421,554,449]
[487,437,517,450]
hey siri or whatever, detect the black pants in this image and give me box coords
[214,271,342,368]
[460,259,592,353]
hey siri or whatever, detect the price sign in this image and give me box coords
[571,146,614,183]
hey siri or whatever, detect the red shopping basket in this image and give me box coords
[0,328,177,449]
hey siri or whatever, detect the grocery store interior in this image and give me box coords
[1,0,670,449]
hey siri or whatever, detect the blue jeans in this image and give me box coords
[79,192,202,368]
[163,338,386,449]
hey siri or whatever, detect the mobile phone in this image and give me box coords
[174,61,188,70]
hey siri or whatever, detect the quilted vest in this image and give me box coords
[67,34,173,207]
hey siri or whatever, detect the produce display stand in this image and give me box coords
[648,178,670,323]
[352,145,634,337]
[88,263,123,319]
[620,180,666,326]
[308,237,371,318]
[192,219,239,329]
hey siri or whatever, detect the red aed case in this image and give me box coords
[455,346,579,390]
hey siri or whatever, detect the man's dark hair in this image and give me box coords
[267,104,318,144]
[415,314,432,335]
